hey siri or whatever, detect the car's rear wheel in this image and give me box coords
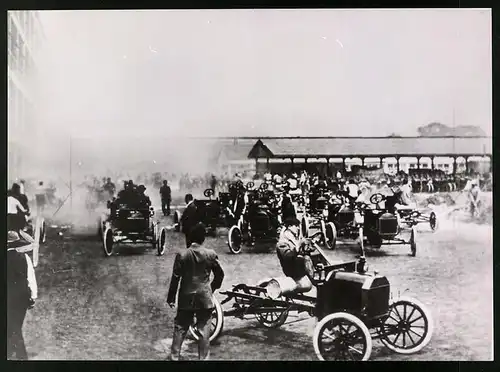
[173,211,181,232]
[410,227,417,257]
[189,296,224,342]
[103,227,114,257]
[301,216,310,238]
[429,212,438,231]
[228,225,242,254]
[322,221,337,250]
[157,227,167,256]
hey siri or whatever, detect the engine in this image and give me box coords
[315,270,390,325]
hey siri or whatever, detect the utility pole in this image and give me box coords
[69,135,73,218]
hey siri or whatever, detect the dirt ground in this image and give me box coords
[21,193,493,361]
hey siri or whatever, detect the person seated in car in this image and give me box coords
[275,217,315,296]
[394,178,416,210]
[136,185,152,208]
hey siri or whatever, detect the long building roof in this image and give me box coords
[247,137,492,159]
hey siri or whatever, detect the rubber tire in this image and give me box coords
[410,227,417,257]
[157,227,167,256]
[103,227,114,257]
[379,296,434,354]
[189,296,224,342]
[301,216,310,238]
[429,212,438,231]
[313,312,372,361]
[325,221,337,250]
[228,225,243,254]
[174,211,181,232]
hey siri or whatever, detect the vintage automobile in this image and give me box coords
[227,182,283,254]
[173,188,241,237]
[98,200,167,257]
[300,185,337,250]
[190,230,434,361]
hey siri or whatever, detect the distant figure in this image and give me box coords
[160,180,172,216]
[468,180,481,218]
[180,194,198,248]
[35,182,47,216]
[103,177,116,199]
[210,174,217,194]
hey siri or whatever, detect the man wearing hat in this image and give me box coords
[167,222,225,360]
[180,193,198,248]
[276,217,315,295]
[7,231,38,360]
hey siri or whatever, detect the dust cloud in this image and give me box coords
[15,12,227,233]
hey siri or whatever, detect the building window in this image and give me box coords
[421,163,428,168]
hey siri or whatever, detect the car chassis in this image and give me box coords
[189,230,434,361]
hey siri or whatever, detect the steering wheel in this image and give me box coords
[204,188,215,198]
[370,193,386,205]
[246,181,255,190]
[259,182,269,191]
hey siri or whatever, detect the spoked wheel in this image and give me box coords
[173,211,181,232]
[379,296,434,354]
[301,216,309,238]
[228,225,243,254]
[429,212,438,231]
[410,227,417,257]
[323,221,337,250]
[157,227,167,256]
[313,312,372,361]
[189,296,224,342]
[103,227,114,257]
[255,281,289,328]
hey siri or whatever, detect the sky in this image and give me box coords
[35,9,492,139]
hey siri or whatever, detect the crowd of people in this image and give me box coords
[6,163,489,360]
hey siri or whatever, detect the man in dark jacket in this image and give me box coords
[276,217,315,295]
[160,180,172,216]
[7,231,37,360]
[180,194,198,248]
[167,223,225,360]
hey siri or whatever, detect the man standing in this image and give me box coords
[180,194,198,248]
[160,180,172,217]
[103,177,116,200]
[167,223,225,360]
[7,231,38,360]
[468,179,481,218]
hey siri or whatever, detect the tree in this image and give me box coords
[417,122,452,137]
[417,122,486,137]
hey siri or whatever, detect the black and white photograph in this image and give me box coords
[7,8,493,361]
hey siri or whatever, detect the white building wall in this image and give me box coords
[8,11,44,183]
